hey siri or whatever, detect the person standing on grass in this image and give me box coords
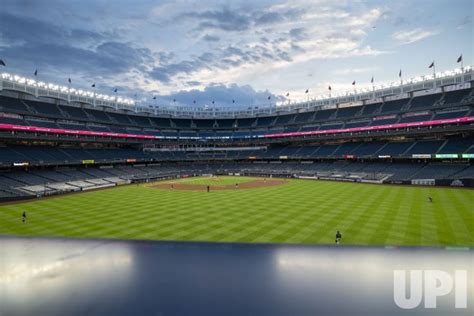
[22,211,27,224]
[207,185,210,193]
[428,196,433,203]
[235,183,239,189]
[335,230,342,244]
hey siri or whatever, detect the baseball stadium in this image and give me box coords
[0,69,473,246]
[1,1,473,314]
[1,66,473,315]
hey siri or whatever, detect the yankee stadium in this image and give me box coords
[0,0,472,315]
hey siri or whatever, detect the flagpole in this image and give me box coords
[92,84,96,107]
[67,77,71,103]
[433,63,436,78]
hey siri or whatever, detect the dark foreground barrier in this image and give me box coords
[1,236,472,316]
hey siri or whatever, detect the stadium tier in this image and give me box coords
[0,84,473,140]
[0,70,473,201]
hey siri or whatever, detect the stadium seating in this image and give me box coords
[409,93,442,109]
[0,86,472,201]
[380,99,407,113]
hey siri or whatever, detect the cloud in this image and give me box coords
[202,34,220,42]
[333,66,379,76]
[456,15,471,29]
[0,11,155,89]
[0,1,420,105]
[152,83,282,108]
[185,8,252,32]
[145,3,386,92]
[289,27,306,40]
[392,28,437,44]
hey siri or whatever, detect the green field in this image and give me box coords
[0,176,473,246]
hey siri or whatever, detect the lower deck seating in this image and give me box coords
[0,160,472,201]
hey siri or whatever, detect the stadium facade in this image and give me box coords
[0,67,473,201]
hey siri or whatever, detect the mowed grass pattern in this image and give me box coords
[0,177,472,247]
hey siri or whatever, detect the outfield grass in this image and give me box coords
[0,177,473,247]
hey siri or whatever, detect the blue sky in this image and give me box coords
[0,0,472,107]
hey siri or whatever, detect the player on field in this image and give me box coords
[428,196,433,203]
[335,230,342,244]
[22,211,27,223]
[207,185,210,193]
[235,183,239,189]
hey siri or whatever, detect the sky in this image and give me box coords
[0,0,472,108]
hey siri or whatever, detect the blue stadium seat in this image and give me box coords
[293,112,315,123]
[438,138,473,154]
[236,118,256,128]
[380,99,408,113]
[443,89,471,104]
[193,119,215,128]
[433,110,469,120]
[0,96,31,114]
[314,109,336,121]
[399,114,432,123]
[336,106,360,118]
[405,140,445,155]
[256,116,276,127]
[172,118,191,129]
[409,93,442,109]
[360,103,382,115]
[216,119,235,128]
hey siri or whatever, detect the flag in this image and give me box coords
[212,100,215,104]
[114,88,118,93]
[371,76,374,84]
[305,89,309,93]
[0,59,5,66]
[173,98,176,102]
[267,96,271,100]
[153,96,156,100]
[193,100,196,104]
[34,69,38,76]
[457,54,463,63]
[328,85,332,91]
[352,80,356,86]
[91,83,95,88]
[286,92,289,97]
[68,77,71,84]
[428,61,434,68]
[232,99,235,103]
[399,69,402,77]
